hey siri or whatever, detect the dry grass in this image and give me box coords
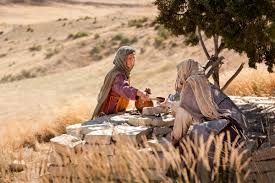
[0,100,91,181]
[224,68,275,96]
[0,101,90,149]
[0,2,271,182]
[0,132,250,182]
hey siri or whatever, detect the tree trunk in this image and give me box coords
[222,63,244,91]
[212,35,220,87]
[197,27,210,60]
[212,65,220,87]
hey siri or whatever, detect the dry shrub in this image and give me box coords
[0,100,91,181]
[38,134,249,182]
[0,99,249,182]
[0,101,90,149]
[224,69,275,96]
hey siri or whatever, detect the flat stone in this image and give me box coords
[128,115,174,127]
[112,125,152,144]
[50,134,84,155]
[81,115,116,126]
[80,123,113,136]
[230,98,247,105]
[66,123,83,138]
[84,128,113,145]
[67,123,114,138]
[153,127,172,137]
[110,114,132,124]
[242,96,271,101]
[142,106,168,116]
[229,96,242,100]
[252,146,275,161]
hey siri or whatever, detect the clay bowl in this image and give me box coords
[135,98,154,113]
[155,97,165,103]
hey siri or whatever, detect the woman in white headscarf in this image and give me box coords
[161,59,247,146]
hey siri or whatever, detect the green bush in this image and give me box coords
[128,17,148,28]
[68,32,89,39]
[112,34,138,46]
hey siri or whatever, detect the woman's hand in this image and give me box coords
[137,90,151,101]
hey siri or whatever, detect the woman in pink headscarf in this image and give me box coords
[161,59,247,146]
[92,46,150,119]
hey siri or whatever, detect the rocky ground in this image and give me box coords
[47,96,275,182]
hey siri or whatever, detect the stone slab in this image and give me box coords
[84,128,113,145]
[142,106,168,116]
[110,114,132,124]
[252,146,275,161]
[128,115,174,127]
[81,115,116,126]
[50,134,84,155]
[153,127,172,137]
[112,125,152,144]
[67,123,114,138]
[66,123,83,139]
[81,123,113,136]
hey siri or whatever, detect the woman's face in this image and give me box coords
[175,74,184,92]
[126,53,135,69]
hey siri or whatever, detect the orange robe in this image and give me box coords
[99,73,138,115]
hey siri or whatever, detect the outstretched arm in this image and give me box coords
[112,74,137,100]
[112,74,149,101]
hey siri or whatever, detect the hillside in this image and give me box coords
[0,1,274,146]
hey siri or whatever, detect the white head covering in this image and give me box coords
[177,59,230,119]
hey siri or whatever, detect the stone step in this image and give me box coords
[127,115,174,127]
[66,123,114,139]
[84,128,113,145]
[112,125,152,144]
[50,134,84,156]
[83,125,152,145]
